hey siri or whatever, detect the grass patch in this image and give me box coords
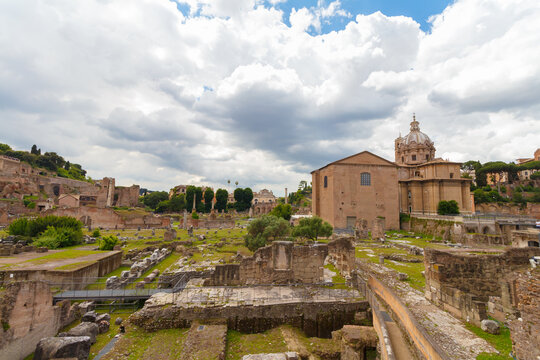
[24,250,104,264]
[465,322,513,360]
[54,261,95,271]
[385,262,425,291]
[100,324,188,360]
[226,328,288,360]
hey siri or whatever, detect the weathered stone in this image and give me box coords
[397,273,408,281]
[114,317,123,325]
[66,322,99,344]
[97,320,110,334]
[34,336,91,360]
[481,320,500,335]
[81,310,97,323]
[96,313,111,323]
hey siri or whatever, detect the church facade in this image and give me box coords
[311,116,472,230]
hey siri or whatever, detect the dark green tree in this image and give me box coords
[215,189,228,211]
[204,188,214,213]
[169,194,186,212]
[186,186,203,211]
[31,144,39,155]
[0,143,11,152]
[292,216,333,240]
[142,191,169,210]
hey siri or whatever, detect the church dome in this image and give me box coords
[401,117,432,146]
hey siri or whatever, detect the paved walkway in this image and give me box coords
[93,335,120,360]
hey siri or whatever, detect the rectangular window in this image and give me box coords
[426,154,429,160]
[324,176,328,188]
[412,155,417,161]
[450,173,454,178]
[360,172,371,186]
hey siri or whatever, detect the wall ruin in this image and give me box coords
[0,281,79,360]
[424,248,540,326]
[205,239,355,286]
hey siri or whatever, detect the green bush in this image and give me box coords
[244,215,290,251]
[99,235,118,250]
[91,228,101,238]
[269,203,292,220]
[531,172,540,180]
[33,226,82,249]
[399,213,410,223]
[9,215,82,237]
[437,200,460,215]
[191,212,199,219]
[292,216,332,241]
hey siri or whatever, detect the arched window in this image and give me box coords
[324,176,328,188]
[360,172,371,186]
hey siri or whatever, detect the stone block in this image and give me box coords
[481,319,500,334]
[34,336,91,360]
[81,311,97,323]
[66,322,99,344]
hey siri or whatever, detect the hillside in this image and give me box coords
[0,143,90,182]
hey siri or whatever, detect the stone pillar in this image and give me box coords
[249,206,253,218]
[285,188,288,204]
[183,210,188,229]
[371,217,385,241]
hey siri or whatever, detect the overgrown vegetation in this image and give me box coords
[8,215,83,249]
[0,142,89,181]
[269,203,292,220]
[98,235,118,250]
[437,200,460,215]
[465,322,513,360]
[244,215,290,251]
[292,216,332,240]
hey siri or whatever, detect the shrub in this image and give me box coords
[244,215,290,251]
[191,212,199,219]
[33,226,82,249]
[292,216,332,241]
[8,218,30,236]
[269,203,292,220]
[91,228,101,238]
[10,215,82,238]
[531,172,540,180]
[99,235,118,250]
[399,213,410,223]
[437,200,460,215]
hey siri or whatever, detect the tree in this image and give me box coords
[292,216,333,240]
[186,186,203,211]
[204,188,214,213]
[437,200,460,215]
[155,200,171,213]
[269,203,292,220]
[234,188,252,211]
[169,194,186,212]
[298,180,308,191]
[142,191,169,210]
[0,143,11,152]
[31,144,39,155]
[244,215,290,251]
[215,189,228,211]
[64,161,71,170]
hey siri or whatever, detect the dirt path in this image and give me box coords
[280,326,316,360]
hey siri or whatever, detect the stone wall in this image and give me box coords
[476,202,540,219]
[511,229,540,247]
[409,216,465,242]
[0,281,79,360]
[114,185,140,207]
[507,270,540,360]
[130,297,367,338]
[0,251,122,290]
[424,248,540,326]
[42,207,169,229]
[206,239,355,286]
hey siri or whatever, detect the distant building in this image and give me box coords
[311,115,473,231]
[252,189,276,204]
[516,149,540,180]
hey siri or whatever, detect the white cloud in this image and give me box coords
[0,0,539,196]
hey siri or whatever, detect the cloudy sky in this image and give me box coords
[1,0,539,195]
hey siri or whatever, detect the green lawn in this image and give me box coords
[226,328,288,360]
[54,261,95,270]
[23,250,104,264]
[465,322,513,360]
